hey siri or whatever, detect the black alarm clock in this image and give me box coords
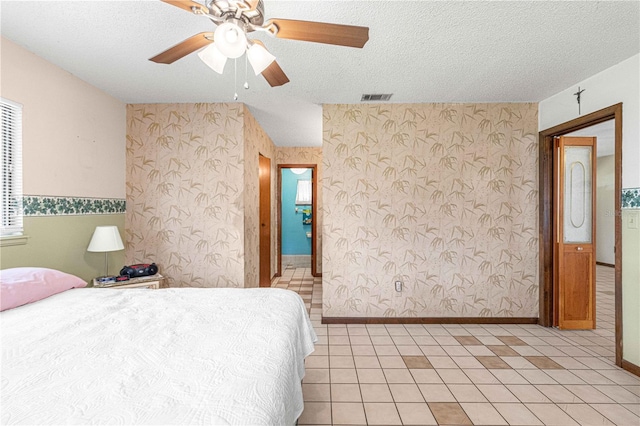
[119,263,158,278]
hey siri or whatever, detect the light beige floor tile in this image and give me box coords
[418,384,456,402]
[493,403,543,425]
[331,402,366,425]
[525,403,579,425]
[465,345,495,356]
[383,368,414,383]
[306,355,329,369]
[349,335,372,346]
[370,335,394,345]
[437,368,472,384]
[477,384,519,402]
[460,402,508,425]
[434,336,460,346]
[397,345,423,356]
[353,355,380,369]
[328,335,350,346]
[347,327,369,336]
[360,383,393,402]
[420,345,447,356]
[599,369,640,385]
[442,345,472,356]
[490,369,528,384]
[363,402,402,425]
[516,368,557,384]
[330,368,358,384]
[350,345,375,356]
[378,356,407,369]
[329,345,352,356]
[506,384,550,403]
[570,369,616,385]
[329,327,349,336]
[356,368,386,383]
[330,355,355,369]
[410,369,443,384]
[330,383,361,402]
[558,403,615,425]
[427,356,458,369]
[502,356,537,369]
[622,404,640,416]
[549,356,589,369]
[534,384,583,403]
[304,368,330,384]
[396,402,437,425]
[594,385,640,403]
[312,345,329,356]
[389,383,424,402]
[452,356,485,369]
[298,402,331,425]
[448,384,487,402]
[392,335,416,345]
[564,384,616,403]
[592,403,640,426]
[543,369,586,384]
[374,345,400,356]
[463,368,500,384]
[413,336,438,345]
[303,383,331,402]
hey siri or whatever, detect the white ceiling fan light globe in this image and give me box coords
[214,22,247,58]
[197,43,227,74]
[247,43,276,75]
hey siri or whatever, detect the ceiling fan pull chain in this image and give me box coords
[244,53,250,90]
[233,58,238,101]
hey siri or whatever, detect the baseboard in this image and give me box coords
[622,359,640,377]
[321,317,539,325]
[596,261,615,268]
[313,273,322,278]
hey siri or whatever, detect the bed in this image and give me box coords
[1,268,317,425]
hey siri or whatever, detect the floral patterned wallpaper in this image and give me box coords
[126,103,246,288]
[276,147,323,274]
[322,103,539,318]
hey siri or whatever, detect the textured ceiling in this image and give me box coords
[1,1,638,147]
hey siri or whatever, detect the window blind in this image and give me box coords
[1,98,23,236]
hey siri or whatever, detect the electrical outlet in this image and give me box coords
[629,212,638,229]
[394,281,403,292]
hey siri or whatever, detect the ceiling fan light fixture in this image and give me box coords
[214,21,247,58]
[198,43,227,74]
[247,42,276,75]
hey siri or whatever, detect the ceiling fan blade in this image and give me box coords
[265,19,369,48]
[161,0,208,14]
[261,60,289,87]
[149,32,213,64]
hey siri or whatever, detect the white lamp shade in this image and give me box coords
[247,43,276,75]
[198,44,227,74]
[87,226,124,252]
[214,22,247,59]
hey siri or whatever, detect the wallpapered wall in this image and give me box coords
[126,103,247,288]
[243,105,276,287]
[276,147,323,274]
[323,103,539,318]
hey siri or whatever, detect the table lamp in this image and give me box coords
[87,226,124,277]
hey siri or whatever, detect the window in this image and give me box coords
[295,180,312,205]
[1,98,23,237]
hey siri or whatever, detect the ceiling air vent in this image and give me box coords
[361,93,393,102]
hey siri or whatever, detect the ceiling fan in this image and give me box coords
[150,0,370,87]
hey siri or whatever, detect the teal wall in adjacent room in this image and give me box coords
[282,169,312,255]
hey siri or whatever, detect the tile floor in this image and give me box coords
[272,265,640,425]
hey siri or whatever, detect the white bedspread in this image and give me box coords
[1,287,317,425]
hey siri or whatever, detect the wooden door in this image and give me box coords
[554,136,596,329]
[259,154,271,287]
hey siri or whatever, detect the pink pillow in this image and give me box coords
[0,267,87,311]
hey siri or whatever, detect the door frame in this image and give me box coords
[538,103,622,366]
[277,164,318,277]
[259,154,271,287]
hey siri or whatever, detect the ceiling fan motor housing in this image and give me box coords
[208,0,265,27]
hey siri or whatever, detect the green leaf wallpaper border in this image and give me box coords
[23,196,126,216]
[622,188,640,209]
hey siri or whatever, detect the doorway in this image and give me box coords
[259,154,271,287]
[277,164,317,277]
[539,103,622,365]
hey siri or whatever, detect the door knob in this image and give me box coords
[576,247,583,251]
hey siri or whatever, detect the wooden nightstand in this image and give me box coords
[92,274,164,289]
